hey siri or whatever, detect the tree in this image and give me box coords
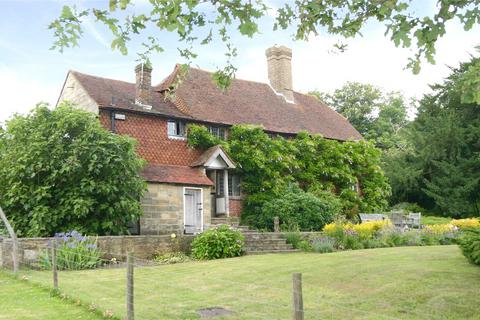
[311,82,409,149]
[50,0,480,98]
[0,103,146,237]
[383,54,480,217]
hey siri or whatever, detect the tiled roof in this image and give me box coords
[72,66,362,141]
[142,164,213,186]
[71,71,192,119]
[159,66,362,140]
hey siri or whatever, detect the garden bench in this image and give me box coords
[359,213,388,223]
[390,211,422,228]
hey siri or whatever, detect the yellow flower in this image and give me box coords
[423,224,455,235]
[171,233,177,239]
[451,218,480,229]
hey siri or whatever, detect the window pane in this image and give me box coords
[217,171,224,196]
[168,121,176,136]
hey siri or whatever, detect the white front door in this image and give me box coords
[184,188,203,234]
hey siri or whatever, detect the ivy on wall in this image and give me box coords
[188,124,390,224]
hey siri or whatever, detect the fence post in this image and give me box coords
[292,273,304,320]
[52,239,58,290]
[126,253,135,320]
[274,216,280,233]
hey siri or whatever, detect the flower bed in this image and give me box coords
[291,218,479,253]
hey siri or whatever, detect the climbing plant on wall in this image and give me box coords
[188,124,390,229]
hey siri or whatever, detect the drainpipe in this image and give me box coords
[224,169,229,216]
[110,111,116,133]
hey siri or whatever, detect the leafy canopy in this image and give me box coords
[382,53,480,217]
[311,82,409,149]
[50,0,480,97]
[0,103,146,237]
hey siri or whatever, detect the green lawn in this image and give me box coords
[0,272,103,320]
[16,246,480,320]
[422,215,452,225]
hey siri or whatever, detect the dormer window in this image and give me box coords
[208,126,226,140]
[167,120,186,139]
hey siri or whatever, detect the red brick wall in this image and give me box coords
[99,110,203,166]
[229,198,243,217]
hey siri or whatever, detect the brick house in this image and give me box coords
[57,45,361,235]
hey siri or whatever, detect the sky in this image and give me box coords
[0,0,479,123]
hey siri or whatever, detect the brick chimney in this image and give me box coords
[265,45,294,102]
[135,63,152,107]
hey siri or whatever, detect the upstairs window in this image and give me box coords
[168,120,186,138]
[208,126,226,140]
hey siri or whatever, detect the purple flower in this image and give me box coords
[67,242,77,248]
[85,243,97,249]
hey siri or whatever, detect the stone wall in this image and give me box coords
[0,234,194,268]
[141,182,212,235]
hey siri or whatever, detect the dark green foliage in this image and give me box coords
[191,225,244,260]
[259,186,339,231]
[457,228,480,265]
[188,124,391,228]
[0,103,146,237]
[383,54,480,217]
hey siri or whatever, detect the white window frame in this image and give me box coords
[208,126,226,140]
[167,120,187,139]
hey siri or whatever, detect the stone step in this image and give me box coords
[247,249,300,255]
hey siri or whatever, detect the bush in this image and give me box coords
[458,228,480,265]
[153,252,192,264]
[284,231,303,249]
[0,104,146,237]
[191,225,244,260]
[310,236,336,253]
[39,231,101,270]
[260,186,339,231]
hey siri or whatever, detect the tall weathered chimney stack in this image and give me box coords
[135,63,152,107]
[265,45,294,102]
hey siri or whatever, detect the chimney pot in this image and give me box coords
[265,45,294,102]
[135,63,152,107]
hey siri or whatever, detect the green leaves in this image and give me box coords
[0,103,146,237]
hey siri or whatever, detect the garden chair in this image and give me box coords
[390,211,406,227]
[407,212,421,228]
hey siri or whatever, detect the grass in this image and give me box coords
[0,272,103,320]
[422,215,452,225]
[15,246,480,320]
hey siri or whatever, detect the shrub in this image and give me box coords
[310,236,336,253]
[191,225,244,260]
[284,231,303,249]
[0,104,146,237]
[451,218,480,230]
[153,252,192,264]
[457,228,480,265]
[261,186,339,231]
[39,231,101,270]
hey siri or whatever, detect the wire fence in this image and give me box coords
[1,243,474,320]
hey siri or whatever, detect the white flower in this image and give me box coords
[171,233,177,239]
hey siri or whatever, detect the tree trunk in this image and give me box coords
[0,206,19,273]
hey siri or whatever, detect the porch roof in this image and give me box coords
[142,164,214,186]
[191,145,236,169]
